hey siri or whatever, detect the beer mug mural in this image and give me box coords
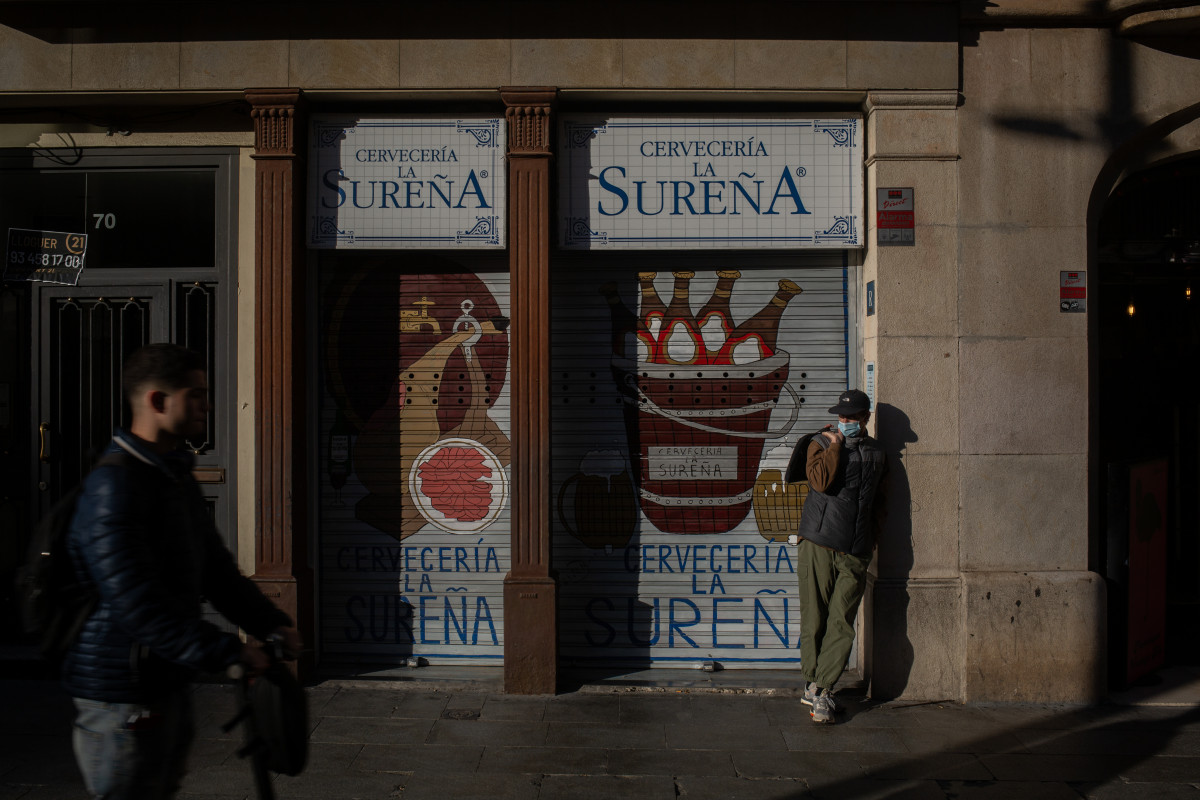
[557,449,639,550]
[602,270,802,535]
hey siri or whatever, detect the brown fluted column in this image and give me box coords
[246,88,313,671]
[502,87,557,694]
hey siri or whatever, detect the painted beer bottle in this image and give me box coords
[695,269,741,362]
[661,270,704,364]
[716,278,803,364]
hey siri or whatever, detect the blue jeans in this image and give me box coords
[71,691,194,799]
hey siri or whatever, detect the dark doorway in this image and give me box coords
[1098,154,1200,686]
[0,149,238,656]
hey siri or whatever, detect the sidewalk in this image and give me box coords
[3,667,1199,800]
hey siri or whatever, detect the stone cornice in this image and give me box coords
[864,91,961,115]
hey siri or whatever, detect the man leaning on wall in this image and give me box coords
[789,389,887,724]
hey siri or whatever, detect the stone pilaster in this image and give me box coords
[862,90,964,701]
[501,87,557,694]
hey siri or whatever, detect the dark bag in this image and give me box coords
[15,451,129,661]
[783,427,833,484]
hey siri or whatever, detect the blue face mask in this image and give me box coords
[838,420,862,438]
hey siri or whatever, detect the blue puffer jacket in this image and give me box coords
[62,430,292,702]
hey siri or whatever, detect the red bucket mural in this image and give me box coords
[599,271,803,536]
[615,353,797,534]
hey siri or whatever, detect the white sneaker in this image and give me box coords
[810,688,836,724]
[802,682,840,713]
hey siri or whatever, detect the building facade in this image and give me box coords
[1,1,1198,702]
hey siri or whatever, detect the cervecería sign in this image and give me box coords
[308,116,506,249]
[559,115,864,249]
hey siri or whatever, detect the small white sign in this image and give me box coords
[308,116,505,249]
[646,446,739,481]
[865,362,876,411]
[559,115,863,249]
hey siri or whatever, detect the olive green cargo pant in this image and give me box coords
[797,539,871,689]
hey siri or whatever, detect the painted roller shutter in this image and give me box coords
[316,254,512,667]
[553,255,852,669]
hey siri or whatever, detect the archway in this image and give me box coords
[1096,154,1200,687]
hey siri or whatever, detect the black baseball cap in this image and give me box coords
[828,389,870,415]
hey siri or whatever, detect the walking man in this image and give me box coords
[62,343,300,798]
[793,389,887,723]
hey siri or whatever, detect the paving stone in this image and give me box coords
[806,777,945,799]
[186,736,240,769]
[607,747,735,777]
[317,689,408,718]
[1014,728,1174,756]
[478,745,608,775]
[937,779,1083,799]
[309,715,434,745]
[761,696,811,726]
[194,710,241,741]
[856,751,994,781]
[899,725,1029,755]
[981,753,1138,783]
[389,691,451,719]
[545,692,621,723]
[619,694,696,725]
[444,693,487,712]
[538,774,675,800]
[851,702,999,731]
[426,718,549,747]
[272,767,407,798]
[353,743,482,774]
[388,770,541,800]
[971,704,1120,731]
[730,748,865,781]
[674,774,812,799]
[480,694,548,721]
[1118,756,1200,784]
[1073,778,1200,798]
[545,720,665,750]
[687,694,770,727]
[177,761,260,797]
[291,742,362,772]
[667,722,786,751]
[779,723,908,753]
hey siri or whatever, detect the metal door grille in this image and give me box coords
[177,282,216,454]
[49,296,149,498]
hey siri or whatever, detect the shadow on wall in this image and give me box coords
[871,402,918,700]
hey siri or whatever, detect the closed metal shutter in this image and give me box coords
[317,255,512,667]
[553,255,852,669]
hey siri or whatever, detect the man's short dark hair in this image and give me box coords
[122,344,207,402]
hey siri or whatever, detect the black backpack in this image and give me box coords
[15,451,130,661]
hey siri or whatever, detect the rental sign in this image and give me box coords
[559,115,863,249]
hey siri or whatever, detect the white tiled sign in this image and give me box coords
[309,116,505,249]
[559,115,863,249]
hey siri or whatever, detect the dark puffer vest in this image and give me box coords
[796,434,887,559]
[62,430,291,703]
